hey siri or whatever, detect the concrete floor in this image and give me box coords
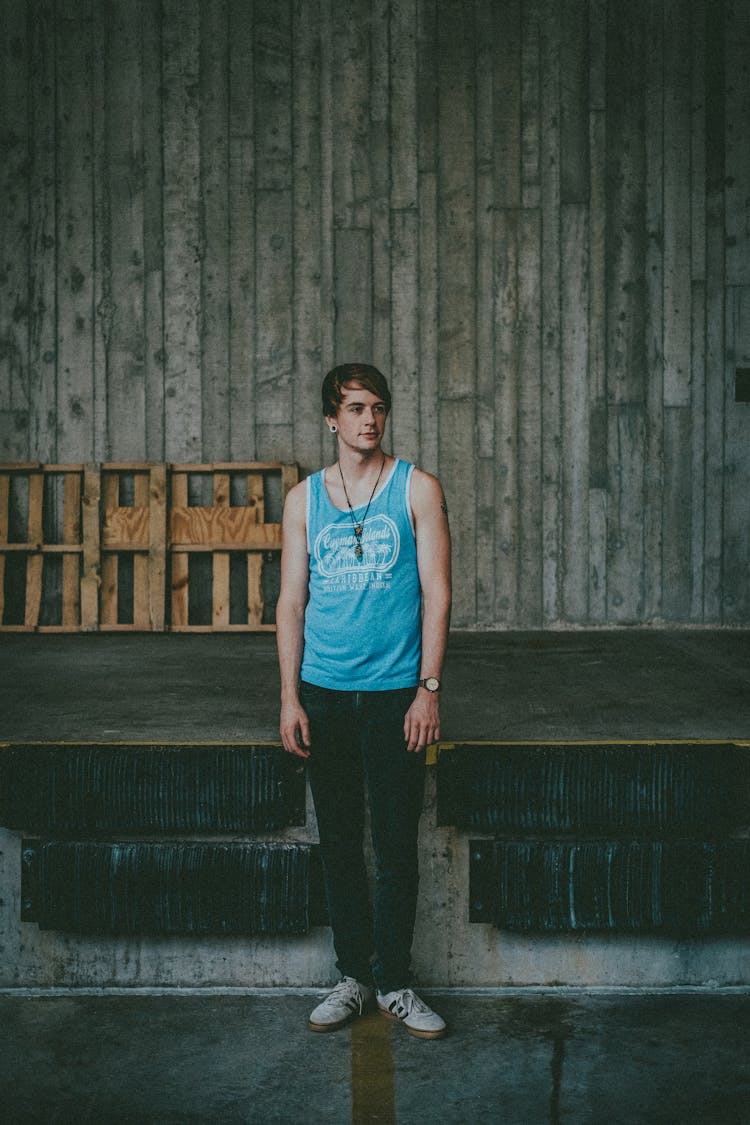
[0,989,748,1124]
[2,627,750,743]
[2,628,750,1122]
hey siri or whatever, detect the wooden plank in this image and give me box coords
[476,0,496,463]
[100,471,120,626]
[200,0,230,461]
[560,0,589,204]
[291,0,323,473]
[228,0,256,461]
[370,0,390,371]
[162,0,201,462]
[437,0,476,400]
[28,0,57,459]
[148,463,167,630]
[690,278,707,620]
[390,0,418,210]
[61,470,81,626]
[318,0,335,384]
[280,464,298,504]
[371,116,390,371]
[493,208,520,625]
[247,553,264,628]
[418,170,439,473]
[725,0,750,285]
[170,461,291,473]
[588,93,607,622]
[723,286,750,622]
[689,0,706,619]
[390,210,420,458]
[102,507,150,549]
[331,0,371,230]
[703,0,726,619]
[662,407,693,619]
[212,472,231,626]
[170,471,189,627]
[517,208,543,626]
[142,0,165,461]
[493,0,522,208]
[170,509,282,549]
[561,205,590,622]
[0,0,30,454]
[333,229,372,361]
[643,0,664,622]
[0,473,9,623]
[663,0,692,407]
[439,399,476,627]
[253,0,293,459]
[247,472,265,523]
[541,0,562,624]
[606,405,646,623]
[255,189,294,431]
[104,0,147,460]
[521,0,541,209]
[132,472,150,628]
[91,0,107,462]
[417,0,437,175]
[80,464,101,630]
[56,9,95,462]
[605,0,648,405]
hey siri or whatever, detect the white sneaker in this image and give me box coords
[308,977,374,1032]
[377,988,447,1039]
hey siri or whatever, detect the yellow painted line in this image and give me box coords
[351,1011,396,1125]
[427,738,748,763]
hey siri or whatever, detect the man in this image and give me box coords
[277,362,451,1039]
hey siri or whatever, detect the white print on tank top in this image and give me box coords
[313,513,401,591]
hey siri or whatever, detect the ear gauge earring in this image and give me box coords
[329,424,337,433]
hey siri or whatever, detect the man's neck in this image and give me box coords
[336,446,388,481]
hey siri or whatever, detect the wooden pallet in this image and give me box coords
[169,463,297,631]
[100,463,167,630]
[0,462,298,632]
[0,464,93,631]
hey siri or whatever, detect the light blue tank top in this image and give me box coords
[301,458,422,691]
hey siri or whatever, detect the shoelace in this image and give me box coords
[389,989,428,1018]
[334,978,367,1014]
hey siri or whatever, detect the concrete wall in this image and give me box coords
[1,0,750,627]
[2,773,748,989]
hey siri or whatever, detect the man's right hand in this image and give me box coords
[280,699,312,758]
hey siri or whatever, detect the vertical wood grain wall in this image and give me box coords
[1,0,748,627]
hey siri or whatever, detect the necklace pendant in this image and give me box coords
[354,523,363,537]
[354,543,363,559]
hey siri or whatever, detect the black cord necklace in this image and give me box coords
[338,455,386,558]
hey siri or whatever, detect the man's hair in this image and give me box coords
[321,363,392,417]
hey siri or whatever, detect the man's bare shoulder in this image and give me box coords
[410,467,448,517]
[283,477,308,522]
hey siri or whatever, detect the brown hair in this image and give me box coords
[321,363,392,417]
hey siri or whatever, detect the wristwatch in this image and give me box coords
[419,676,441,693]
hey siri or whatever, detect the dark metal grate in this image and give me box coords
[0,744,305,834]
[470,839,750,933]
[22,841,325,934]
[438,743,749,836]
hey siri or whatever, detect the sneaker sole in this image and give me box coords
[377,1006,447,1040]
[307,1015,355,1033]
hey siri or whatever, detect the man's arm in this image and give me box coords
[276,481,312,758]
[404,469,452,753]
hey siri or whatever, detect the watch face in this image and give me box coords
[424,677,440,692]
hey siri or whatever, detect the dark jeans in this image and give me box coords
[300,681,425,995]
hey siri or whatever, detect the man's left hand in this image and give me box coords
[404,690,441,753]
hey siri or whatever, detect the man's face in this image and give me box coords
[329,381,388,455]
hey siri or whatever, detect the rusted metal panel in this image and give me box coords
[1,743,306,834]
[470,839,750,933]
